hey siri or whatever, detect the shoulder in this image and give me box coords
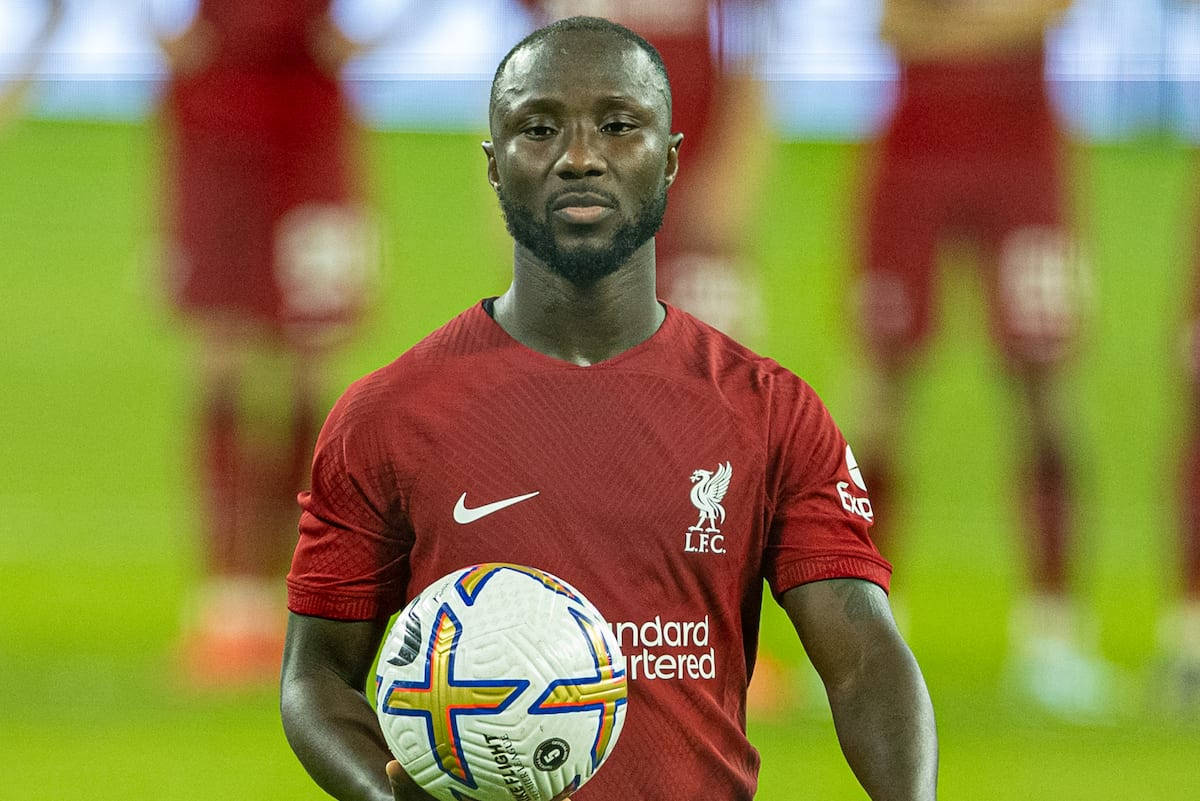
[666,306,822,410]
[664,310,841,473]
[328,303,499,430]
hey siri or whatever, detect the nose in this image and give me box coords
[554,123,605,179]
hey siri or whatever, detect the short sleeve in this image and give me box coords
[762,378,891,597]
[286,378,413,620]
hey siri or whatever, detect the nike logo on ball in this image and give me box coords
[453,491,540,524]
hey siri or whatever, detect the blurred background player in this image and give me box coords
[0,0,63,129]
[1174,268,1200,713]
[516,0,772,343]
[854,0,1108,718]
[1170,0,1200,713]
[154,0,382,685]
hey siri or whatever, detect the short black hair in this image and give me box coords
[489,16,672,125]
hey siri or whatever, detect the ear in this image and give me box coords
[481,140,500,193]
[663,132,684,188]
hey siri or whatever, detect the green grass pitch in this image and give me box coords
[1,119,1197,799]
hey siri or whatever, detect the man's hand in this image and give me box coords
[386,760,420,801]
[385,759,572,800]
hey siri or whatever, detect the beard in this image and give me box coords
[498,182,668,287]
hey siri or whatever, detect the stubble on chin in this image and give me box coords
[497,186,667,288]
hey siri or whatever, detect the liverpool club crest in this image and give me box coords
[685,462,732,554]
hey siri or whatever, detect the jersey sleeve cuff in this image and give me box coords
[286,580,395,621]
[769,554,893,598]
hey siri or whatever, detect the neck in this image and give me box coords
[493,240,665,366]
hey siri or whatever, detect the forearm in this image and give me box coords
[280,667,405,801]
[826,638,938,801]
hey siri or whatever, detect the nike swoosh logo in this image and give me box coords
[453,491,540,524]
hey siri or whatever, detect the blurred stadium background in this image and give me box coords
[2,0,1198,798]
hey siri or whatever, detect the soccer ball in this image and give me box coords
[375,563,628,801]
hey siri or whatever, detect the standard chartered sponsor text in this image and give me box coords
[609,615,716,681]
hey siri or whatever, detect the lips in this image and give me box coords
[550,192,616,225]
[551,191,615,211]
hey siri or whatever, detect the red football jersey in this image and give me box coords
[887,47,1057,158]
[166,0,345,139]
[288,301,890,800]
[161,0,364,332]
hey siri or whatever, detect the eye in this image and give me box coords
[522,125,556,139]
[601,120,637,135]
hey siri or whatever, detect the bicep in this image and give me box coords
[779,578,899,690]
[282,612,389,692]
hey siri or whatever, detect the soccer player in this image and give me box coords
[1173,303,1200,712]
[156,1,380,684]
[281,17,938,801]
[515,0,772,343]
[1170,0,1200,710]
[855,0,1102,717]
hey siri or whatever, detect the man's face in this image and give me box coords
[485,32,680,287]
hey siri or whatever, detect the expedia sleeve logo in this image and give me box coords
[837,445,874,522]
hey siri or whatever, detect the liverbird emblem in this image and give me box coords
[689,462,733,533]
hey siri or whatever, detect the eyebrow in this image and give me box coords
[504,94,658,119]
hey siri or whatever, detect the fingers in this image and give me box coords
[385,760,406,799]
[384,759,570,801]
[386,760,430,801]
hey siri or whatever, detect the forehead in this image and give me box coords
[494,32,667,119]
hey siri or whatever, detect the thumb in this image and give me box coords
[385,760,409,793]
